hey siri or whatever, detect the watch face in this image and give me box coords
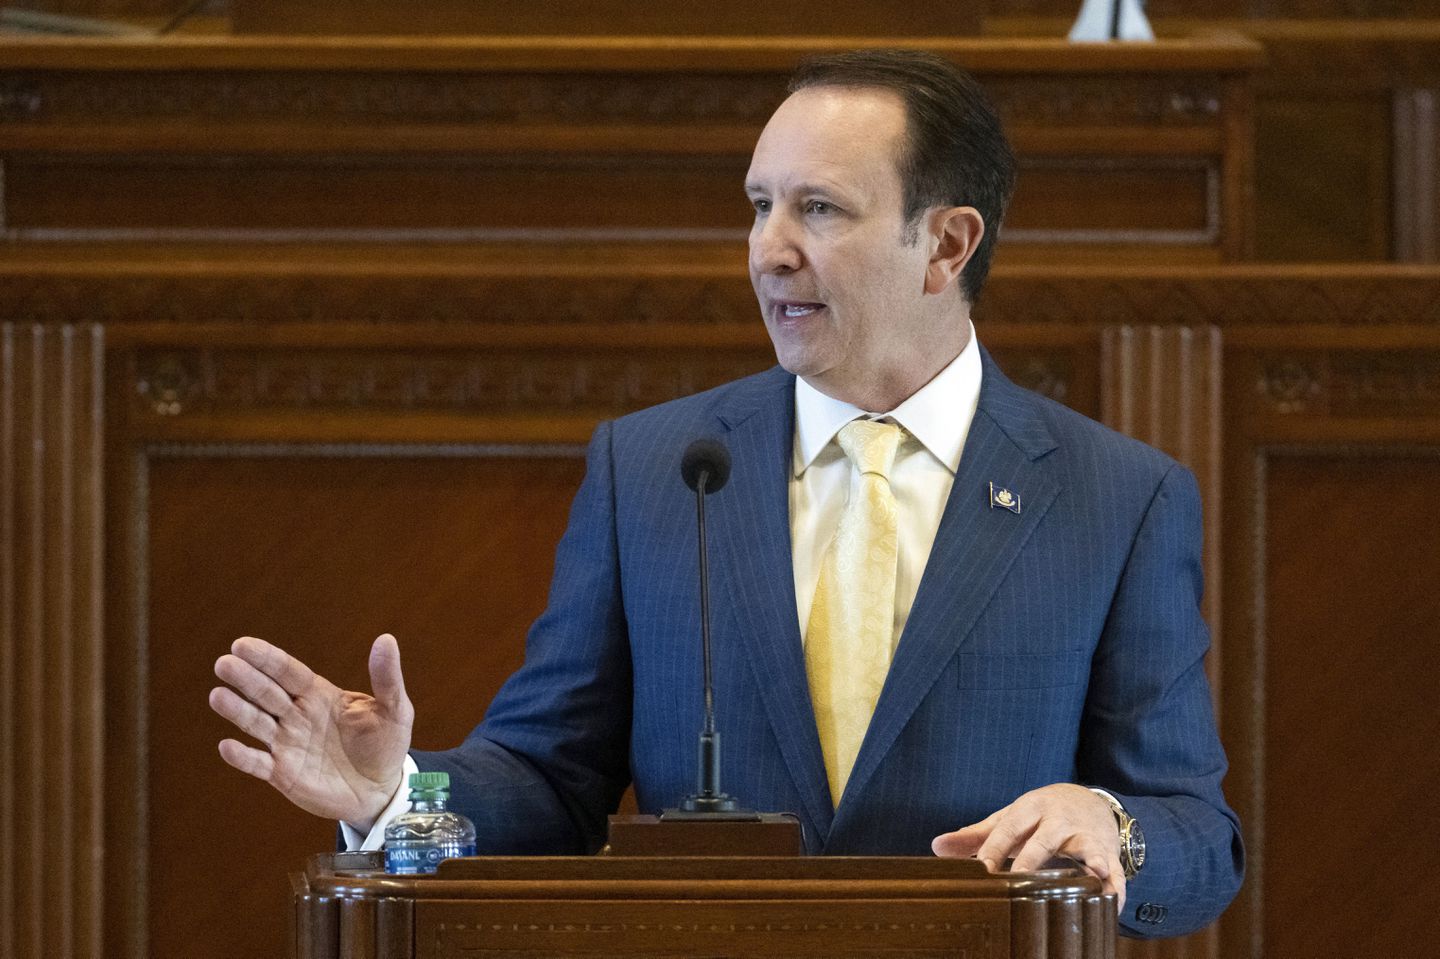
[1125,818,1146,875]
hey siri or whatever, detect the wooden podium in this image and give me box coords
[291,852,1115,958]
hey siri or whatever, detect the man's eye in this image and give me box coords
[751,198,771,214]
[805,200,836,215]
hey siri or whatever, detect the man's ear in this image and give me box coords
[924,206,985,297]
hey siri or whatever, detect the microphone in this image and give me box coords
[680,438,731,495]
[674,439,745,815]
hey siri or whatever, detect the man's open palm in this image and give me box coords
[209,633,413,830]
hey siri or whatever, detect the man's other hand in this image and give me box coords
[209,633,414,832]
[931,783,1126,911]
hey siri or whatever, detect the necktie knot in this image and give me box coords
[838,419,902,480]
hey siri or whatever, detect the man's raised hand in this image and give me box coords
[209,633,414,832]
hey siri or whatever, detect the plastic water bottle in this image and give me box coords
[383,771,476,874]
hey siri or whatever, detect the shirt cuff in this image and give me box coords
[1089,787,1124,814]
[339,754,419,851]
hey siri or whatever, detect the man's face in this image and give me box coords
[746,86,954,409]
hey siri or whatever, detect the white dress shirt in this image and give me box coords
[345,327,985,851]
[790,325,982,651]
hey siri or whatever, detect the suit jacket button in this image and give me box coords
[1135,902,1167,924]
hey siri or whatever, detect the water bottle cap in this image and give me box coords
[408,771,450,795]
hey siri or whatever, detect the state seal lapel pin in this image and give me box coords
[989,482,1021,514]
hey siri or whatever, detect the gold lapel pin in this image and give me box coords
[989,482,1021,515]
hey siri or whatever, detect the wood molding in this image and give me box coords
[5,256,1440,329]
[1101,324,1224,643]
[0,322,105,959]
[1394,87,1439,262]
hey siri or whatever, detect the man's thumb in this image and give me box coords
[368,633,410,711]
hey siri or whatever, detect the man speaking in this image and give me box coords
[210,50,1243,939]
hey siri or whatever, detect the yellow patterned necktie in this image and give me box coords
[806,418,902,807]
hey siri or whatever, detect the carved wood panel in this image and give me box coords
[0,322,105,959]
[0,38,1259,260]
[1221,342,1440,959]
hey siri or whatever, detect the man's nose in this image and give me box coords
[750,214,802,274]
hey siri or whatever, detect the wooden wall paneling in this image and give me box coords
[0,322,105,959]
[1220,333,1440,959]
[1242,19,1440,262]
[1394,87,1438,262]
[1252,91,1393,261]
[1261,449,1440,958]
[0,36,1262,262]
[141,446,591,959]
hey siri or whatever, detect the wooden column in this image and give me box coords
[0,323,105,959]
[1394,87,1439,263]
[1101,324,1224,635]
[1102,324,1224,959]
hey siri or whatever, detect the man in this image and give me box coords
[211,50,1243,938]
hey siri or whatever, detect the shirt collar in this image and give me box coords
[793,321,983,476]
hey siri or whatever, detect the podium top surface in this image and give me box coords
[301,852,1103,902]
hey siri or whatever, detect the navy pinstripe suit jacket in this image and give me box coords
[415,349,1244,938]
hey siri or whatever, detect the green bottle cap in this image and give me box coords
[409,771,450,793]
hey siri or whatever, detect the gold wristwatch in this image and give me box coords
[1102,794,1146,879]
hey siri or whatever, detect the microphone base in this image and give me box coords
[670,793,753,817]
[603,812,805,857]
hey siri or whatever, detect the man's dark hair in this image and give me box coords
[787,49,1016,306]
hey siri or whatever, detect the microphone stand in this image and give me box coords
[673,465,745,815]
[601,440,803,855]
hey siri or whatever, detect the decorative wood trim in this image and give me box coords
[1394,87,1439,263]
[0,35,1266,74]
[127,346,773,419]
[0,323,105,959]
[5,259,1440,330]
[0,70,1234,133]
[1101,325,1224,643]
[1255,350,1440,417]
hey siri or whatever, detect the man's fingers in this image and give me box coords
[217,738,276,782]
[931,825,985,858]
[1010,829,1071,874]
[933,805,1006,857]
[209,686,279,745]
[973,815,1039,870]
[368,633,410,715]
[214,652,295,718]
[231,635,317,698]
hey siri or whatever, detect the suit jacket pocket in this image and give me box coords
[954,648,1090,691]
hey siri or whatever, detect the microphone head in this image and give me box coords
[681,439,732,494]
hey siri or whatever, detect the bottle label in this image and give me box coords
[384,840,477,875]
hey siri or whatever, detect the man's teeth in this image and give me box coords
[783,304,820,317]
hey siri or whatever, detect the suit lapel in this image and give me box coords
[836,352,1062,818]
[709,369,835,841]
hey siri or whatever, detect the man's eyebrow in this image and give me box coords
[744,181,849,200]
